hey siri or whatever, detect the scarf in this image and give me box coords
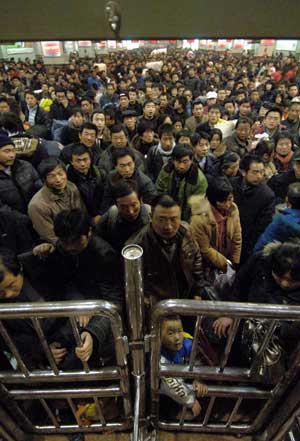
[276,150,294,172]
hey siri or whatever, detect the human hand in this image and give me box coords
[33,243,55,258]
[191,399,202,417]
[50,342,67,364]
[75,332,93,362]
[193,381,208,397]
[77,315,92,328]
[91,215,101,227]
[212,317,233,338]
[193,296,202,300]
[62,98,69,108]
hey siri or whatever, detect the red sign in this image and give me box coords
[233,39,245,49]
[218,39,227,49]
[150,40,158,44]
[95,41,106,49]
[261,39,275,45]
[41,41,61,57]
[78,41,92,47]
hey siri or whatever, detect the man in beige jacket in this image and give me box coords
[28,157,85,244]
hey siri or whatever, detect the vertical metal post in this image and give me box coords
[122,244,146,441]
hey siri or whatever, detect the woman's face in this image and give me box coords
[272,271,300,291]
[276,138,292,157]
[210,134,221,150]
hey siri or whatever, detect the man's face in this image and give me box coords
[207,98,217,106]
[79,129,97,148]
[56,92,66,103]
[105,114,115,128]
[178,136,191,145]
[161,319,184,354]
[217,90,226,102]
[288,104,300,121]
[71,152,91,175]
[124,116,136,131]
[194,139,210,159]
[107,85,114,97]
[25,94,38,108]
[81,100,93,114]
[116,191,141,222]
[193,103,204,118]
[173,155,193,175]
[0,144,16,168]
[293,161,300,179]
[216,193,234,214]
[152,204,181,240]
[239,103,251,117]
[141,129,154,143]
[235,122,251,141]
[115,155,135,178]
[242,162,264,186]
[46,166,68,191]
[0,270,23,300]
[111,130,128,148]
[0,101,10,113]
[60,234,90,255]
[144,102,156,119]
[160,132,174,152]
[159,95,168,109]
[71,112,84,128]
[264,111,281,130]
[276,137,292,157]
[289,86,299,97]
[224,102,235,115]
[183,90,192,102]
[120,96,129,108]
[128,91,137,103]
[208,109,221,125]
[92,113,105,131]
[251,91,260,102]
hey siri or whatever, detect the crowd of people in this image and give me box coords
[0,48,300,433]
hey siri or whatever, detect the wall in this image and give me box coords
[1,0,300,41]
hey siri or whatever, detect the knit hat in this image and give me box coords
[0,132,14,149]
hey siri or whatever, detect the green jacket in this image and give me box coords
[156,161,208,221]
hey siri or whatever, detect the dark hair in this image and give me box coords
[161,314,182,325]
[111,123,127,135]
[157,114,173,127]
[0,112,20,131]
[254,140,275,158]
[54,209,91,243]
[274,131,294,147]
[208,104,221,113]
[137,121,154,136]
[71,144,91,158]
[192,100,203,109]
[240,154,264,172]
[38,157,66,180]
[197,131,210,141]
[71,107,84,117]
[158,123,174,138]
[235,117,252,129]
[209,128,223,142]
[79,122,98,134]
[80,96,93,104]
[0,248,22,282]
[113,180,140,201]
[55,87,66,94]
[174,96,187,108]
[175,129,192,142]
[112,147,135,166]
[24,89,38,99]
[271,242,300,282]
[265,106,283,119]
[91,109,105,119]
[172,143,193,160]
[0,97,9,105]
[143,99,155,108]
[287,182,300,209]
[152,194,180,213]
[206,177,233,206]
[239,99,251,106]
[103,107,115,117]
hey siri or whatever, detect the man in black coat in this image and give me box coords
[268,151,300,204]
[231,155,275,264]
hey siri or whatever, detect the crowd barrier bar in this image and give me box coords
[0,300,132,435]
[150,299,300,435]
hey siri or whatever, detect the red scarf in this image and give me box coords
[276,151,294,172]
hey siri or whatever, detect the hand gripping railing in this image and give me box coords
[0,300,132,436]
[150,299,300,436]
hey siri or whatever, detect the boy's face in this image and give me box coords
[195,138,210,158]
[0,270,23,300]
[161,319,184,354]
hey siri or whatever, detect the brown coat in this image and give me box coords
[189,196,242,271]
[28,181,85,244]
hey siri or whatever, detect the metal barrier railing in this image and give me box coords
[0,300,132,436]
[150,299,300,436]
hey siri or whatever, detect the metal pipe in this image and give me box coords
[67,397,80,426]
[0,404,26,441]
[0,320,29,376]
[250,319,277,374]
[226,397,243,427]
[70,316,89,373]
[158,421,250,433]
[160,365,251,382]
[189,315,202,371]
[10,386,122,399]
[133,373,141,441]
[203,397,216,426]
[93,396,106,426]
[40,398,60,428]
[32,421,130,433]
[122,244,146,425]
[270,407,300,441]
[31,317,59,375]
[219,318,240,371]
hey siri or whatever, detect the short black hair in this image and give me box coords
[207,177,233,206]
[113,180,140,201]
[235,117,252,129]
[0,248,22,282]
[111,123,127,135]
[274,131,294,147]
[71,144,91,158]
[152,194,180,213]
[240,154,264,172]
[71,107,84,117]
[175,129,192,142]
[38,157,66,181]
[254,140,274,158]
[172,143,193,160]
[265,106,283,119]
[54,209,91,243]
[79,122,98,134]
[112,147,135,166]
[287,182,300,209]
[209,128,223,142]
[158,123,174,138]
[271,241,300,282]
